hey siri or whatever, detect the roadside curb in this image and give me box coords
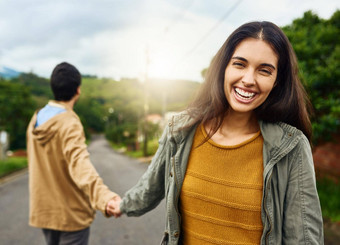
[111,148,154,164]
[0,168,28,185]
[137,156,153,164]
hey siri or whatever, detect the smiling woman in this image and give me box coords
[107,21,324,245]
[224,38,278,117]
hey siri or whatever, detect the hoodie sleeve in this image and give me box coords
[61,115,117,216]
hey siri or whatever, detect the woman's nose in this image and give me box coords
[242,70,256,87]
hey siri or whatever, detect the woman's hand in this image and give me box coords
[106,195,122,218]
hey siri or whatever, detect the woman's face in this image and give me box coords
[224,38,278,115]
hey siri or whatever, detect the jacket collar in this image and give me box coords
[168,111,196,144]
[259,120,304,174]
[168,114,304,158]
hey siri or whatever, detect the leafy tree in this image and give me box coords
[11,72,52,98]
[282,10,340,144]
[0,81,36,149]
[104,80,144,147]
[74,97,107,133]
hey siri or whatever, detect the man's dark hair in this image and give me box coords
[50,62,81,101]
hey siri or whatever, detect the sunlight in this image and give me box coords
[148,50,177,80]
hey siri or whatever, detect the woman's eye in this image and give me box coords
[233,62,245,67]
[259,69,272,75]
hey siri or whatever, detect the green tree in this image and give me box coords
[104,80,144,147]
[282,10,340,143]
[74,97,107,133]
[11,72,52,98]
[0,81,36,149]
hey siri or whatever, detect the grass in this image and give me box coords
[110,138,159,159]
[317,177,340,222]
[0,157,27,178]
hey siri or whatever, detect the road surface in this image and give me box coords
[0,134,165,244]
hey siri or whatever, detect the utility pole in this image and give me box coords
[143,46,150,156]
[162,89,167,117]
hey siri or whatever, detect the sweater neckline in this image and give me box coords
[200,124,262,149]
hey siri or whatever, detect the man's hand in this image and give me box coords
[106,195,122,218]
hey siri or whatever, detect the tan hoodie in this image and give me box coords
[27,105,117,231]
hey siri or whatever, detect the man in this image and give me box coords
[26,62,120,245]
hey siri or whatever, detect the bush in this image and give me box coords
[0,157,27,177]
[106,122,138,146]
[282,10,340,144]
[0,82,36,149]
[317,178,340,222]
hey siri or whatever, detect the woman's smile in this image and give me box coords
[224,38,278,115]
[233,87,257,102]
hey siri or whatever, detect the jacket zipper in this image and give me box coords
[170,118,181,239]
[172,156,182,235]
[264,170,274,245]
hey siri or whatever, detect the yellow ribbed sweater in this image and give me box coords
[180,125,264,245]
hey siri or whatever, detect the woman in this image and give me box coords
[109,21,324,244]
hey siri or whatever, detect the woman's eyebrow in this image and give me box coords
[260,63,276,70]
[232,56,276,70]
[231,56,247,62]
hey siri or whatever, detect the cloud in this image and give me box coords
[0,0,142,48]
[0,0,339,81]
[1,0,145,75]
[2,0,222,80]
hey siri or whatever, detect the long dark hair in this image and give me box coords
[187,21,312,141]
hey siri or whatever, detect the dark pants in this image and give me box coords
[42,227,90,245]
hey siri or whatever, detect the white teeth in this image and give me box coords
[235,88,255,99]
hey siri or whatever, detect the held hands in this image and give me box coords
[106,195,122,218]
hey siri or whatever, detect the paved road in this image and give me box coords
[0,135,165,245]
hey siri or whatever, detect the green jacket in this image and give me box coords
[120,113,324,244]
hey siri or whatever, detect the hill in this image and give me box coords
[5,72,201,134]
[0,66,21,79]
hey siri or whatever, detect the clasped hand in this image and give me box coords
[106,195,122,218]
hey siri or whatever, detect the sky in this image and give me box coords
[0,0,339,82]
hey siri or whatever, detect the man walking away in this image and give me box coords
[26,62,121,245]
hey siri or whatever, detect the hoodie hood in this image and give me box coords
[28,110,71,145]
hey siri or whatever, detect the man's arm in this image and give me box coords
[62,117,118,216]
